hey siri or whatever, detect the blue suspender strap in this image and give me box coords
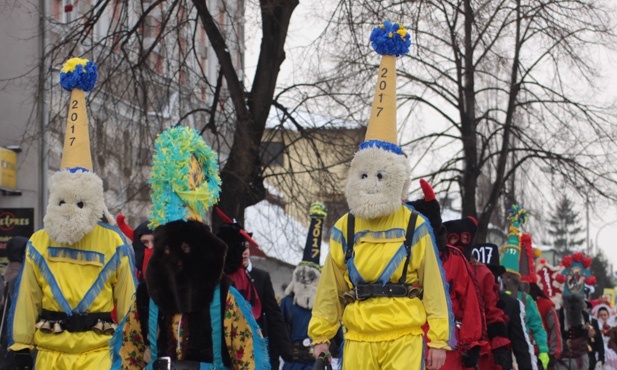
[146,298,159,370]
[209,284,225,369]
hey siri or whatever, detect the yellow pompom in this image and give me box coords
[61,57,90,73]
[533,248,542,259]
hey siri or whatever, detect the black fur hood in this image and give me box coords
[146,219,227,313]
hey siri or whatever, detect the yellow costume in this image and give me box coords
[8,223,137,369]
[308,205,454,368]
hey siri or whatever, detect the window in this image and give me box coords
[260,141,284,167]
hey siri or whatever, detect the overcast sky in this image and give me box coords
[244,0,617,272]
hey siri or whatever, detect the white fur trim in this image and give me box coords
[43,171,108,245]
[345,148,410,219]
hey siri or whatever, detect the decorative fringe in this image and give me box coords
[369,21,411,57]
[75,249,122,312]
[28,244,72,314]
[332,225,410,251]
[60,58,98,92]
[346,258,368,285]
[377,243,407,285]
[7,246,29,347]
[229,286,272,369]
[48,247,105,265]
[149,127,221,228]
[100,222,139,288]
[355,228,407,242]
[146,298,159,370]
[411,222,431,247]
[109,304,130,370]
[359,140,403,155]
[330,227,347,250]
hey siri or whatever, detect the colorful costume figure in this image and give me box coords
[115,214,154,282]
[448,223,511,370]
[409,182,485,370]
[215,208,294,368]
[501,290,538,370]
[114,127,270,370]
[522,234,563,369]
[594,303,615,369]
[280,203,342,370]
[500,205,549,370]
[308,21,453,370]
[470,242,538,370]
[8,58,137,370]
[554,252,595,370]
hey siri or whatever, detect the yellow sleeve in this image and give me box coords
[308,226,349,345]
[113,247,137,320]
[118,299,147,370]
[416,218,453,349]
[9,245,41,352]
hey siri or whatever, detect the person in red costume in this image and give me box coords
[407,180,486,370]
[443,219,511,370]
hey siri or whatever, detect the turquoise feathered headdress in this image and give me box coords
[149,127,221,228]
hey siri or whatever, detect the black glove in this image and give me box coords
[461,345,481,368]
[13,349,33,370]
[491,346,509,367]
[280,347,294,363]
[548,356,557,369]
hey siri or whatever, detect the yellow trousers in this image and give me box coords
[35,347,111,370]
[342,334,424,370]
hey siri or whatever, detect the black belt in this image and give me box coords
[292,342,314,362]
[355,283,415,300]
[153,357,203,370]
[39,309,112,333]
[354,283,422,301]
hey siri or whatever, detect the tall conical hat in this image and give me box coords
[500,204,527,275]
[359,21,411,155]
[59,58,98,172]
[301,202,327,268]
[149,126,221,228]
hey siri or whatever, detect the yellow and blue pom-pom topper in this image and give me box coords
[360,21,411,156]
[58,58,98,172]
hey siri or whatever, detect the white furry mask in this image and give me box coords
[345,148,411,219]
[44,170,113,245]
[284,264,320,310]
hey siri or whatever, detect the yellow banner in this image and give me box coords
[0,147,17,189]
[604,288,615,307]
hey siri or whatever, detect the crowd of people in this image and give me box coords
[0,21,614,370]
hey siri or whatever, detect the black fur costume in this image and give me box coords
[146,220,227,313]
[132,219,235,365]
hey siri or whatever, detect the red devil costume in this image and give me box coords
[443,219,511,370]
[407,180,485,369]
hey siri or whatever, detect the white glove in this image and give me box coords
[597,361,604,369]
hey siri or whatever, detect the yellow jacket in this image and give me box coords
[308,205,454,348]
[9,222,137,355]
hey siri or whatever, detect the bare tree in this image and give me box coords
[314,0,617,242]
[8,0,365,228]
